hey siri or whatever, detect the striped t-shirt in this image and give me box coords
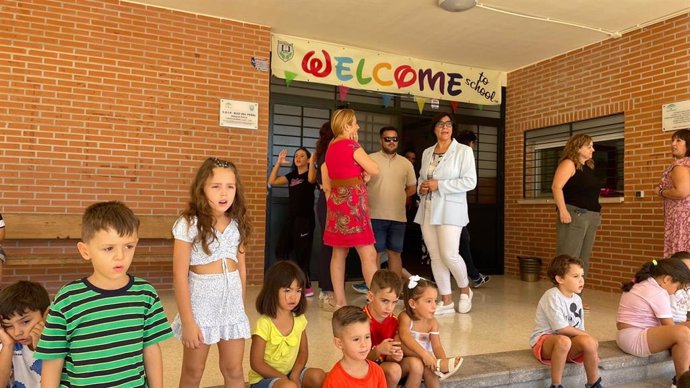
[35,275,173,387]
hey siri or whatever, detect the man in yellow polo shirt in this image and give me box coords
[353,127,416,294]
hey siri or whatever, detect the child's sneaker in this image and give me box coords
[304,287,314,297]
[434,301,455,316]
[351,282,369,294]
[586,377,602,388]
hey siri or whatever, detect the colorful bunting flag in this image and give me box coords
[415,96,426,114]
[382,94,393,108]
[284,71,297,87]
[338,85,350,102]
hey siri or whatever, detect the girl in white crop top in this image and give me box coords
[172,157,252,388]
[398,276,463,386]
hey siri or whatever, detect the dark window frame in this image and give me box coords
[523,114,624,199]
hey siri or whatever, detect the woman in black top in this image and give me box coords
[268,147,317,295]
[551,134,601,277]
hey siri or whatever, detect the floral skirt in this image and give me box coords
[323,179,375,247]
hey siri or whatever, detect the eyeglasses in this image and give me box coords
[383,136,399,143]
[435,121,454,129]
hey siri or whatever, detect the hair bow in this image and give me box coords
[408,275,422,289]
[652,259,658,266]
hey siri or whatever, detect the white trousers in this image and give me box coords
[421,205,469,295]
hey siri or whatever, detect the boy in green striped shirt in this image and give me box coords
[35,201,173,388]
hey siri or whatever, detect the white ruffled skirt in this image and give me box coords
[172,270,250,344]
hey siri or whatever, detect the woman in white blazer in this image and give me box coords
[414,112,477,314]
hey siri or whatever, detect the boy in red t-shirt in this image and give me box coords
[324,306,387,388]
[364,270,423,388]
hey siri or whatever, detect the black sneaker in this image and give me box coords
[472,274,490,288]
[550,385,564,388]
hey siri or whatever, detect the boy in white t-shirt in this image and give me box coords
[529,255,601,388]
[0,280,50,388]
[670,251,690,325]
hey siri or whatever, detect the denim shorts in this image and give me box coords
[250,368,307,388]
[371,219,406,253]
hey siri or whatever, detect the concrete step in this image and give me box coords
[608,377,670,387]
[442,340,674,388]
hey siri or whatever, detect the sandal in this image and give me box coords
[434,356,463,381]
[319,295,342,313]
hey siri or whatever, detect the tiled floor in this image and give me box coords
[158,276,623,388]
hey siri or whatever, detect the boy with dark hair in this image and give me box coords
[364,270,423,388]
[35,201,173,388]
[0,281,50,388]
[325,306,387,388]
[529,255,601,388]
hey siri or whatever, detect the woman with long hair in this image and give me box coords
[552,134,601,276]
[268,146,317,296]
[321,109,379,309]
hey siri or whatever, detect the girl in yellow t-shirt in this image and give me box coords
[248,261,326,388]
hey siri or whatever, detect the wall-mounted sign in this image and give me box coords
[662,100,690,132]
[219,99,258,130]
[271,33,503,105]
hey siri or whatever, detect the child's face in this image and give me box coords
[278,279,302,312]
[408,286,438,320]
[1,309,43,345]
[334,321,371,362]
[204,167,237,217]
[556,264,585,296]
[367,288,399,321]
[77,228,138,290]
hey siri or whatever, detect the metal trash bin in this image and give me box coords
[518,256,542,282]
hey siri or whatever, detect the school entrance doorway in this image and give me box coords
[265,76,504,282]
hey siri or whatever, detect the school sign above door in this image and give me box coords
[271,33,503,105]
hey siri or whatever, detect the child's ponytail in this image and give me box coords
[621,258,690,292]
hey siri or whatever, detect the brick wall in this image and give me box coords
[0,0,271,292]
[505,14,690,291]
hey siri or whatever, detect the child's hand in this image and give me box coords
[28,319,45,351]
[181,322,204,349]
[0,326,14,347]
[377,338,395,355]
[389,341,403,362]
[422,352,437,371]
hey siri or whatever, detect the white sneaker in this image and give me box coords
[457,289,473,314]
[434,301,455,316]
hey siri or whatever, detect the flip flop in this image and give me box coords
[434,356,463,381]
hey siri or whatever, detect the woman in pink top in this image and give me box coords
[321,109,380,309]
[616,257,690,387]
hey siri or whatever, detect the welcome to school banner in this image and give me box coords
[271,33,503,105]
